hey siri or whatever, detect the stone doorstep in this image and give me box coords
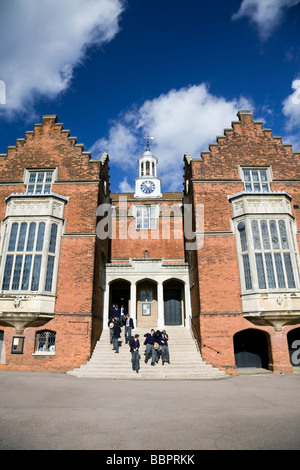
[236,368,273,375]
[68,326,227,380]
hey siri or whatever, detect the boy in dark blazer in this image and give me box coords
[130,334,140,373]
[124,313,134,344]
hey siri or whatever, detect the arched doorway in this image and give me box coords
[163,279,184,326]
[136,279,157,327]
[109,279,130,319]
[287,327,300,367]
[234,329,270,369]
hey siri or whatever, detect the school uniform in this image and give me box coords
[112,323,121,353]
[129,337,140,372]
[108,319,114,344]
[119,306,127,326]
[153,332,162,363]
[144,333,156,365]
[161,333,170,364]
[124,316,134,344]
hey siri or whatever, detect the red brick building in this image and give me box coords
[184,110,300,374]
[0,111,300,374]
[0,115,109,371]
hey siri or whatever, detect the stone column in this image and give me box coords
[130,282,137,327]
[157,281,164,329]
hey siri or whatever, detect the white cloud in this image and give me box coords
[118,178,134,193]
[282,79,300,129]
[91,84,253,191]
[90,121,138,169]
[0,0,124,117]
[282,79,300,150]
[232,0,300,39]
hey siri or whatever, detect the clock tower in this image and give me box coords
[134,139,162,198]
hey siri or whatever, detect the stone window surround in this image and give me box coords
[24,167,58,193]
[0,193,68,334]
[0,193,66,295]
[238,165,273,192]
[229,191,300,291]
[229,191,300,330]
[132,204,160,230]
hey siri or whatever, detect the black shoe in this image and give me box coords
[151,363,154,366]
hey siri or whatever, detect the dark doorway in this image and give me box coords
[164,288,182,325]
[110,280,130,316]
[287,328,300,367]
[234,329,269,369]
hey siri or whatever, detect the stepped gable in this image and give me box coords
[0,115,101,183]
[185,110,300,181]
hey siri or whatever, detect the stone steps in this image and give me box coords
[67,326,227,380]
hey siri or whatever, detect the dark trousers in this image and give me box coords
[161,345,170,363]
[145,344,155,364]
[131,350,140,371]
[112,337,119,352]
[125,326,132,344]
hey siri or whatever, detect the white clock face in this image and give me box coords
[141,180,155,194]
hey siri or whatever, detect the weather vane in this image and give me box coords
[144,136,154,151]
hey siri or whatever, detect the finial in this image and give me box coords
[144,136,154,151]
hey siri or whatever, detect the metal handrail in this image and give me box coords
[190,315,220,355]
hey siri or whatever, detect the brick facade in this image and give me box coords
[0,111,300,374]
[184,110,300,374]
[0,116,109,371]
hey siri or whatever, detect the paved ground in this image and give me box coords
[0,371,299,451]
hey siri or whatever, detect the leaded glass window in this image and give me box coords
[243,169,270,192]
[242,254,252,290]
[26,223,36,251]
[1,220,59,293]
[8,223,18,252]
[49,224,58,253]
[2,255,13,290]
[45,256,55,292]
[249,219,296,290]
[35,331,56,352]
[238,221,252,290]
[21,255,33,290]
[139,289,153,302]
[36,222,45,251]
[27,171,53,194]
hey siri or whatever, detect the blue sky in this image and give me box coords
[0,0,300,193]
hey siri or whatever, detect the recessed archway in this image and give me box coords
[109,279,131,320]
[163,279,185,326]
[234,328,270,369]
[136,279,158,327]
